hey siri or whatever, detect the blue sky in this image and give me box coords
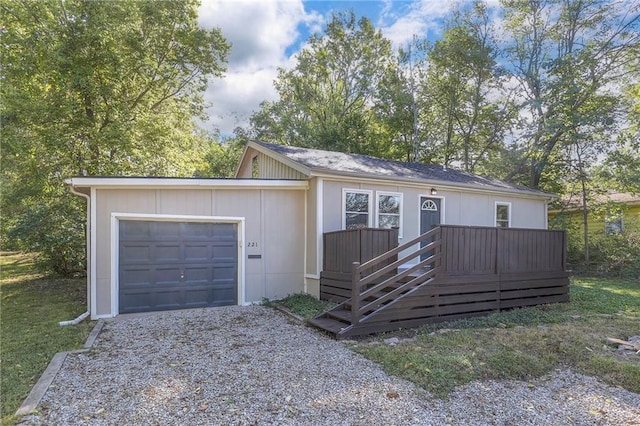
[197,0,485,134]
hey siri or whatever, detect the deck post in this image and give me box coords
[351,262,361,325]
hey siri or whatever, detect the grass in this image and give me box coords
[271,293,336,320]
[348,276,640,398]
[0,252,94,424]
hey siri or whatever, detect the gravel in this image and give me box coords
[21,306,640,425]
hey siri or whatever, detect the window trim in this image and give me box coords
[375,191,403,238]
[342,189,373,230]
[495,201,511,228]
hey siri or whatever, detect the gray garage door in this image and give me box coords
[119,220,238,314]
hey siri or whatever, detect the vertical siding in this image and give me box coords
[257,153,307,179]
[321,178,549,260]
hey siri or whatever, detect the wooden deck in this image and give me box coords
[309,225,569,338]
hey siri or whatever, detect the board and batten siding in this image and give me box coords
[93,187,306,317]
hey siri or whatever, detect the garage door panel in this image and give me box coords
[120,245,152,263]
[153,290,183,310]
[119,220,238,314]
[184,244,210,261]
[120,267,153,286]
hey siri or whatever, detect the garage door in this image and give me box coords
[118,220,238,314]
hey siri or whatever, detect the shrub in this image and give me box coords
[6,197,86,276]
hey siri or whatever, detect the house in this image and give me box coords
[549,192,640,236]
[67,141,561,321]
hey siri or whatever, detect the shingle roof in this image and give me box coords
[253,141,553,198]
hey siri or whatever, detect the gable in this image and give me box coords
[236,147,308,180]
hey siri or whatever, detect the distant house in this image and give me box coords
[67,141,559,320]
[549,192,640,236]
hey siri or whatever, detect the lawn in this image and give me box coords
[279,277,640,398]
[0,252,94,424]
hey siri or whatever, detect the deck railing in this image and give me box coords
[350,226,442,325]
[315,225,569,337]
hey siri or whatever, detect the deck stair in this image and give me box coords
[309,227,442,338]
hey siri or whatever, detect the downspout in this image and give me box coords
[60,183,91,326]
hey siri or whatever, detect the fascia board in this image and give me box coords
[66,177,309,190]
[233,144,252,178]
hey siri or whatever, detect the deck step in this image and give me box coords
[307,316,349,335]
[326,309,352,322]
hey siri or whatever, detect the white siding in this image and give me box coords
[93,186,306,317]
[322,178,548,239]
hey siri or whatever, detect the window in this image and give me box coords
[605,213,623,235]
[343,190,372,229]
[495,202,511,228]
[376,192,402,236]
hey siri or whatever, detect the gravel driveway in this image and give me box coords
[22,306,640,425]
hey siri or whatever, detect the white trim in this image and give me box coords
[233,144,252,177]
[495,201,512,228]
[66,177,308,190]
[375,191,403,238]
[316,178,323,281]
[305,273,321,280]
[342,188,373,229]
[90,188,97,320]
[110,213,246,318]
[303,182,309,294]
[544,202,548,228]
[419,194,446,229]
[110,214,118,316]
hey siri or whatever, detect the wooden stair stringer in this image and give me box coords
[356,273,440,327]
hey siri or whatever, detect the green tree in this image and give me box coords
[1,0,229,274]
[502,0,640,189]
[420,2,514,173]
[249,11,402,158]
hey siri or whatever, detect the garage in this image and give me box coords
[118,220,238,314]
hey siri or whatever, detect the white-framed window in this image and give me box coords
[343,189,372,229]
[605,212,623,235]
[495,202,511,228]
[376,192,403,237]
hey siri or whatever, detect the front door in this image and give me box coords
[420,197,441,261]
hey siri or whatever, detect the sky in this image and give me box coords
[197,0,495,135]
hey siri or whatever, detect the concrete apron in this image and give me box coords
[15,320,105,417]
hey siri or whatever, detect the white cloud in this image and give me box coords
[197,0,321,134]
[381,0,454,48]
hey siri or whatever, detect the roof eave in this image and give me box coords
[66,177,309,190]
[309,169,556,200]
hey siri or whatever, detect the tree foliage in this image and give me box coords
[1,0,229,274]
[419,2,515,173]
[502,0,640,189]
[249,11,403,158]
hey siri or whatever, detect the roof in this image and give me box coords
[554,192,640,211]
[249,141,555,199]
